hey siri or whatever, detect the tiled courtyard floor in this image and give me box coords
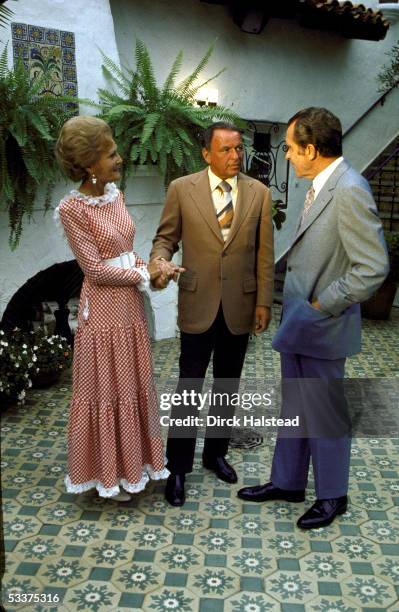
[1,306,399,611]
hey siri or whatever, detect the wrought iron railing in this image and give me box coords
[365,141,399,231]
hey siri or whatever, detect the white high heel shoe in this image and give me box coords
[110,491,131,502]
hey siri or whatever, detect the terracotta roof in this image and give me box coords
[200,0,390,40]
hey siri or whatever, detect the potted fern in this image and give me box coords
[97,40,244,187]
[0,46,71,248]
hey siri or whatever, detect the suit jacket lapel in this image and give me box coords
[224,173,256,249]
[189,169,224,244]
[292,159,349,244]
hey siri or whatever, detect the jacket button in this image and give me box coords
[287,266,292,272]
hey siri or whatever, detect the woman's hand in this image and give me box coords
[149,257,185,288]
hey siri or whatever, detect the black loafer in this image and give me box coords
[165,474,186,506]
[297,496,348,530]
[203,456,238,483]
[237,481,305,503]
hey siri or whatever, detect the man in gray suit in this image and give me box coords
[238,107,389,529]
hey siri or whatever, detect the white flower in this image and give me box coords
[33,345,38,351]
[22,344,27,349]
[18,390,26,400]
[15,363,20,368]
[32,355,37,362]
[22,350,27,355]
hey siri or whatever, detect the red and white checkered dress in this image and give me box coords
[57,184,169,497]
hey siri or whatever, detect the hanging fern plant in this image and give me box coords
[0,46,72,249]
[98,40,245,187]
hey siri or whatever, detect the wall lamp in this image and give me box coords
[195,87,219,107]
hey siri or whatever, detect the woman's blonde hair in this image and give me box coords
[55,116,113,181]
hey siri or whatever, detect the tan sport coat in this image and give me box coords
[150,168,274,334]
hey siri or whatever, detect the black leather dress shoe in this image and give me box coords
[237,481,305,503]
[202,456,238,483]
[165,474,186,506]
[297,496,348,530]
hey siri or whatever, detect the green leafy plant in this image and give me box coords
[0,326,72,407]
[0,46,72,248]
[0,327,33,405]
[377,38,399,92]
[97,40,244,186]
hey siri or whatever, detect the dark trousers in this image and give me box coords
[271,353,351,499]
[166,305,249,474]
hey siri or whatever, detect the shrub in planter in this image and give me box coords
[29,328,72,388]
[0,328,33,405]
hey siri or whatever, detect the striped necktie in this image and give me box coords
[217,180,234,240]
[301,185,315,224]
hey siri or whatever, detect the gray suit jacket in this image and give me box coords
[273,159,389,359]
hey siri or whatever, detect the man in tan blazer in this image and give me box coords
[150,122,274,505]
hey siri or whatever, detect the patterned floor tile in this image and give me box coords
[127,525,174,549]
[154,544,205,573]
[264,532,311,558]
[350,490,394,511]
[142,586,199,611]
[193,529,241,554]
[265,570,318,603]
[199,498,241,519]
[225,591,280,611]
[4,516,42,540]
[187,567,239,598]
[37,557,91,587]
[111,561,164,594]
[98,505,146,529]
[231,514,273,535]
[82,541,133,568]
[372,555,399,586]
[16,486,61,507]
[58,520,108,546]
[341,574,397,608]
[14,534,64,562]
[164,511,209,534]
[36,502,83,525]
[299,552,352,582]
[360,519,399,543]
[63,579,121,611]
[331,535,381,561]
[227,548,277,577]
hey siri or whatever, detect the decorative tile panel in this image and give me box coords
[11,22,78,106]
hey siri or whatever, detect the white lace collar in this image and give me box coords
[69,182,119,207]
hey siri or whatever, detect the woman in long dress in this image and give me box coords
[55,116,174,501]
